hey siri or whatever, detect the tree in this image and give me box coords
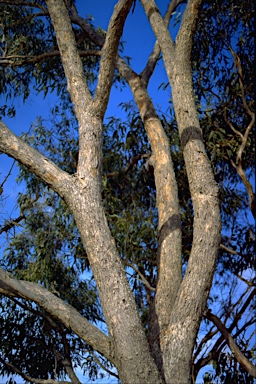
[0,0,255,383]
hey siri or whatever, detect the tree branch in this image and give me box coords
[0,159,15,189]
[206,311,256,378]
[8,297,82,383]
[175,0,203,54]
[0,0,47,13]
[85,351,119,380]
[45,0,92,124]
[220,243,239,255]
[0,356,71,384]
[194,288,255,374]
[0,267,113,364]
[236,274,255,287]
[70,4,105,48]
[223,105,255,217]
[0,121,71,198]
[222,45,255,217]
[140,0,175,82]
[0,50,101,66]
[141,0,185,84]
[230,158,255,218]
[126,263,156,291]
[58,330,82,384]
[94,0,134,119]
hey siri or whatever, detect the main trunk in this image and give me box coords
[63,116,162,384]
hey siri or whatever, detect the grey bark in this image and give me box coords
[0,0,240,383]
[140,0,221,382]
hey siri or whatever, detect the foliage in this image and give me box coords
[0,0,255,382]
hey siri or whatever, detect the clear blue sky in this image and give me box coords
[1,1,252,383]
[0,2,176,383]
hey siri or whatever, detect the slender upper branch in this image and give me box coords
[141,0,185,84]
[175,0,203,53]
[59,330,82,384]
[195,288,255,373]
[0,267,113,363]
[93,0,134,119]
[206,311,256,378]
[45,0,92,124]
[140,0,175,82]
[70,4,105,48]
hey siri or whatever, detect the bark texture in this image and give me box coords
[140,0,221,382]
[46,1,163,383]
[0,0,229,383]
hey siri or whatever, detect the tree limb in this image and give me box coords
[0,356,71,384]
[0,50,101,66]
[85,351,119,380]
[194,288,255,374]
[70,4,105,48]
[8,297,81,383]
[45,0,93,124]
[0,267,113,364]
[222,45,255,218]
[206,311,256,378]
[0,0,47,12]
[56,327,82,384]
[126,262,156,291]
[94,0,134,119]
[175,0,203,54]
[140,0,175,82]
[141,0,185,84]
[0,121,71,198]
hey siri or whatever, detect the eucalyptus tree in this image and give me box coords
[0,0,255,383]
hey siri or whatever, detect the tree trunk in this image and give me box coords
[161,58,221,383]
[140,0,221,382]
[0,0,224,382]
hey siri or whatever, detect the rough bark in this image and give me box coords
[1,0,243,383]
[69,6,183,375]
[3,1,163,383]
[115,62,182,376]
[140,0,221,382]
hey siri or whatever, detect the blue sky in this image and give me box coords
[0,1,254,383]
[0,0,173,218]
[0,2,176,383]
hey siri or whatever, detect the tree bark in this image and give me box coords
[140,0,221,382]
[0,267,112,363]
[0,0,228,382]
[1,1,163,382]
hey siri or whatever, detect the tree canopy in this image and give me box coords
[0,0,255,383]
